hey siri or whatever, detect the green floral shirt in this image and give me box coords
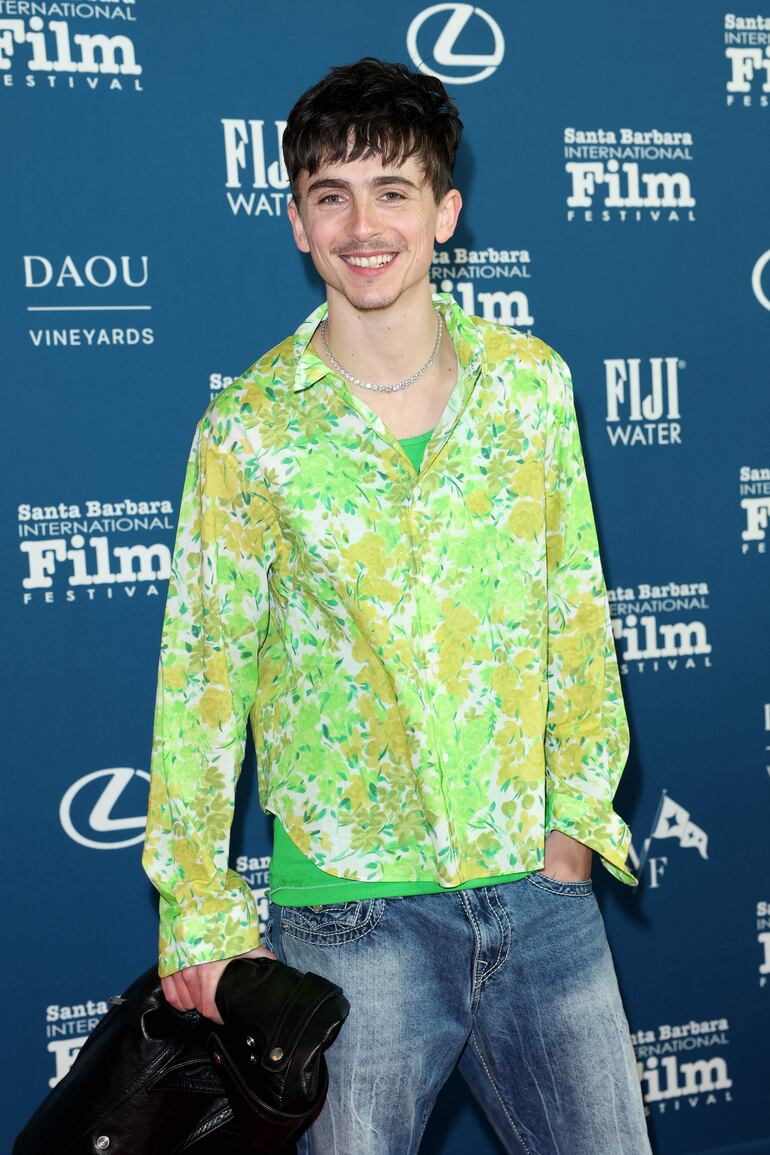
[142,292,636,979]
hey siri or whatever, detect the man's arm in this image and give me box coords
[541,351,637,886]
[142,409,279,1001]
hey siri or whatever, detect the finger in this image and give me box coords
[179,967,201,1010]
[171,971,197,1012]
[180,965,224,1022]
[201,989,224,1024]
[160,974,182,1010]
[200,968,226,1024]
[161,973,195,1012]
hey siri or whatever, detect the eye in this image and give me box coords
[381,190,405,202]
[318,193,345,205]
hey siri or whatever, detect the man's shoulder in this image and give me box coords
[202,333,298,432]
[469,312,568,377]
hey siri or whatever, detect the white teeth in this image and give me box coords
[343,254,395,268]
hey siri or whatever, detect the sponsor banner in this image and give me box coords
[0,2,143,92]
[59,767,150,850]
[752,249,770,311]
[406,3,505,86]
[629,791,710,890]
[563,127,696,222]
[608,581,712,675]
[222,118,290,218]
[430,244,534,327]
[605,356,684,447]
[45,994,110,1087]
[235,854,271,938]
[23,254,153,349]
[757,899,770,988]
[632,1016,733,1115]
[725,13,770,106]
[739,466,770,554]
[18,496,173,606]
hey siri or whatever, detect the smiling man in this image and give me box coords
[143,58,652,1155]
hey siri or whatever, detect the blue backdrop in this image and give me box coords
[4,3,770,1152]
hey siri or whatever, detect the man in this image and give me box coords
[143,58,652,1155]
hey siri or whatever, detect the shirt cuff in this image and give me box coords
[157,881,262,978]
[545,790,638,887]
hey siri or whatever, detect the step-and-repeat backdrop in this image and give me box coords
[4,2,769,1152]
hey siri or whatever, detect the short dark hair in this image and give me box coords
[283,57,463,204]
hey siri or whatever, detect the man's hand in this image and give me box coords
[160,944,278,1024]
[543,829,593,882]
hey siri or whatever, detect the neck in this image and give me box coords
[320,281,439,383]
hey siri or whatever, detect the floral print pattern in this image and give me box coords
[142,293,635,978]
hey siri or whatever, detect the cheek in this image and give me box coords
[408,228,436,266]
[307,227,336,261]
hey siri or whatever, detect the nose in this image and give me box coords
[348,193,380,240]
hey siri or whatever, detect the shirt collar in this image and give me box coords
[291,291,486,392]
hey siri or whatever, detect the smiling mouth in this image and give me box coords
[340,253,398,269]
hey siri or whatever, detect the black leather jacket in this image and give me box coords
[14,964,261,1155]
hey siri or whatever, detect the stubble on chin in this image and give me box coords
[345,291,401,311]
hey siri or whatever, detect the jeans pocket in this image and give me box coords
[278,898,386,946]
[527,871,594,896]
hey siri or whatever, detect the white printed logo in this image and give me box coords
[236,854,272,936]
[17,496,173,606]
[605,357,683,447]
[757,900,770,987]
[48,1038,87,1088]
[407,3,505,85]
[222,118,290,218]
[46,995,109,1085]
[725,14,770,106]
[60,767,149,850]
[629,791,710,889]
[24,255,149,291]
[633,1016,733,1113]
[23,253,153,349]
[563,128,696,223]
[431,245,534,326]
[739,466,770,553]
[640,1054,732,1107]
[0,11,142,92]
[609,580,712,675]
[752,249,770,311]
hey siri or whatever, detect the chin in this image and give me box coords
[342,287,405,311]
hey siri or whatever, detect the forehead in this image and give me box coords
[296,150,428,190]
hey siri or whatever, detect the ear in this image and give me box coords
[435,188,463,245]
[287,197,311,254]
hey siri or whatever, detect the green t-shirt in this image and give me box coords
[268,425,531,906]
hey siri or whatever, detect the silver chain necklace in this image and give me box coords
[319,311,443,394]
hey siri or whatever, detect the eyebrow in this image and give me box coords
[305,174,422,197]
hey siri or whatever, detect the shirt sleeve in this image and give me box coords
[141,410,275,977]
[542,353,637,886]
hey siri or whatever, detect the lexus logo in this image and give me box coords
[60,767,149,850]
[751,249,770,312]
[407,3,505,85]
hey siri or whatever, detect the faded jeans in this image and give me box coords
[263,873,652,1155]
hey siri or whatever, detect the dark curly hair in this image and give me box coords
[283,57,463,205]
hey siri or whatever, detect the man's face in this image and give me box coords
[287,151,461,312]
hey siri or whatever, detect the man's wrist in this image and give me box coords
[544,828,593,879]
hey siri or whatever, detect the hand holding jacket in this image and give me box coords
[161,945,278,1023]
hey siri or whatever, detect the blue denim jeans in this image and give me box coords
[263,874,652,1155]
